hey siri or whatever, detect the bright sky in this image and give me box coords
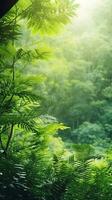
[76,0,101,19]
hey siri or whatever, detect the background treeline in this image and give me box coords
[0,0,112,200]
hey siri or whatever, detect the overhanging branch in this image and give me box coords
[0,0,19,18]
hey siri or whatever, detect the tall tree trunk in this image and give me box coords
[0,0,18,18]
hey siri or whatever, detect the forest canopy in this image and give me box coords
[0,0,112,200]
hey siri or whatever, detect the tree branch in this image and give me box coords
[0,0,19,18]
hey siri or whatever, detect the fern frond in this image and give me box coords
[22,0,77,34]
[0,113,38,133]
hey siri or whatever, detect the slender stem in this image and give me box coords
[4,6,18,155]
[12,5,18,82]
[0,6,19,158]
[12,56,16,82]
[0,133,5,151]
[1,94,7,105]
[4,124,14,155]
[0,126,9,153]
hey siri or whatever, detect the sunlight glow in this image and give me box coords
[76,0,101,19]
